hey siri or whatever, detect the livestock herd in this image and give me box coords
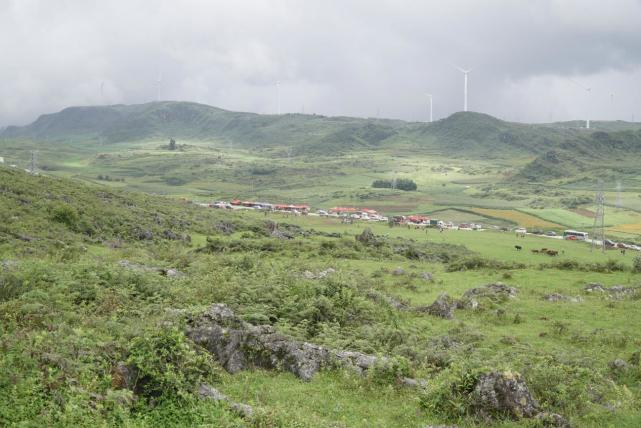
[514,245,561,256]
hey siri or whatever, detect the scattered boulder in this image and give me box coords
[542,293,583,303]
[535,411,571,427]
[455,297,479,310]
[119,260,184,278]
[136,229,154,240]
[162,229,180,240]
[271,229,294,240]
[400,377,427,388]
[584,283,605,293]
[366,290,410,311]
[1,260,17,270]
[302,268,336,280]
[187,304,395,381]
[417,293,457,319]
[356,228,378,245]
[392,267,406,276]
[215,222,235,235]
[420,272,434,281]
[198,383,253,419]
[111,362,138,391]
[471,371,539,419]
[462,283,518,301]
[609,358,629,372]
[584,283,639,298]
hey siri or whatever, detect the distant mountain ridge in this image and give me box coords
[2,101,640,159]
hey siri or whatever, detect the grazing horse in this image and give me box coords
[514,245,522,251]
[621,248,627,255]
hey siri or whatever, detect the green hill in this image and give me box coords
[9,101,639,157]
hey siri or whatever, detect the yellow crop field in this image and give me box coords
[472,208,562,229]
[607,223,641,235]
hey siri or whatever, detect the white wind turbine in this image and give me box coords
[156,72,163,102]
[569,78,592,129]
[454,65,473,112]
[276,81,281,115]
[426,93,433,122]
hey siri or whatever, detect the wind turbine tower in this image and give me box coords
[426,93,433,122]
[156,73,163,102]
[569,78,591,129]
[276,81,281,115]
[455,66,472,112]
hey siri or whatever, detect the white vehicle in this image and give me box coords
[515,227,527,235]
[361,213,370,220]
[317,210,328,216]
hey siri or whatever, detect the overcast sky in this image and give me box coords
[1,0,641,126]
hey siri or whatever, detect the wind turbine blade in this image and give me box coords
[568,78,588,91]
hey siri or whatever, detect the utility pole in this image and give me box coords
[591,181,605,253]
[29,150,37,174]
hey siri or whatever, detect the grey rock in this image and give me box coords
[609,358,629,371]
[420,272,434,281]
[1,260,17,270]
[271,229,293,240]
[543,293,583,303]
[418,293,457,319]
[366,290,409,311]
[584,283,606,293]
[198,384,253,419]
[471,371,539,419]
[401,377,427,388]
[355,228,378,245]
[111,362,138,390]
[463,283,518,300]
[162,229,180,240]
[137,229,154,240]
[456,297,479,310]
[302,268,336,280]
[215,222,235,235]
[535,411,571,427]
[392,267,406,276]
[584,283,639,298]
[187,304,388,381]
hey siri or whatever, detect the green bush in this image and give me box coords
[126,329,218,400]
[50,203,80,230]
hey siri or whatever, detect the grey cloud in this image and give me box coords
[1,0,640,126]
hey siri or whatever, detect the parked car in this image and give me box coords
[545,231,557,236]
[317,210,328,216]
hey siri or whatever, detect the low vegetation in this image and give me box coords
[2,166,641,427]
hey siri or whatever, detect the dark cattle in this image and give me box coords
[531,249,539,254]
[546,250,559,256]
[514,245,522,251]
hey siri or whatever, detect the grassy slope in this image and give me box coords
[2,102,641,238]
[2,168,641,427]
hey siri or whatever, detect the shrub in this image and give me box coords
[633,256,641,273]
[368,356,411,385]
[126,329,218,400]
[50,202,79,230]
[372,178,417,191]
